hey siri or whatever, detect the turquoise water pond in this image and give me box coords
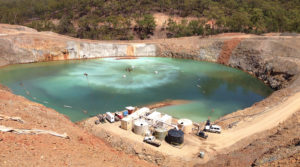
[0,57,273,122]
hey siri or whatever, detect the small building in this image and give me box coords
[128,107,150,120]
[126,106,135,114]
[146,111,161,125]
[157,114,172,128]
[135,107,150,116]
[121,117,133,130]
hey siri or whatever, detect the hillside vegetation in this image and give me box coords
[0,0,299,40]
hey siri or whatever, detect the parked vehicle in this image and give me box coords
[204,125,221,133]
[143,136,161,147]
[97,114,106,123]
[114,115,120,122]
[144,136,155,142]
[106,112,115,123]
[115,112,123,119]
[197,131,208,139]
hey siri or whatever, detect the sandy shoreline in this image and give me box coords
[144,99,192,110]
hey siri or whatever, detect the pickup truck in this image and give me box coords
[204,125,221,134]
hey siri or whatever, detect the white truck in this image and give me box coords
[106,112,115,123]
[204,125,221,133]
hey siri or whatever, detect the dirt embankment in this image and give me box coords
[157,35,300,90]
[0,84,156,167]
[0,24,300,166]
[155,34,300,166]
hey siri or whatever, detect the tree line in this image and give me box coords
[0,0,299,40]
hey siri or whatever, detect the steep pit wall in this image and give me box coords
[0,25,156,66]
[1,24,299,92]
[0,36,156,66]
[157,36,300,90]
[154,36,300,166]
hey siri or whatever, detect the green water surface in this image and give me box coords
[0,57,273,122]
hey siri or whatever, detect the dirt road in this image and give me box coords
[205,91,300,154]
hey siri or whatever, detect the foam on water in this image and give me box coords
[0,57,273,122]
[67,58,180,91]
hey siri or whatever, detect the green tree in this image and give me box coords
[135,14,156,39]
[227,10,251,32]
[56,15,75,35]
[250,8,265,34]
[188,20,204,35]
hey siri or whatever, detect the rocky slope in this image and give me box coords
[0,24,300,166]
[157,35,300,90]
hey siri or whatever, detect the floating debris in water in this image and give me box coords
[63,105,72,108]
[197,85,201,88]
[43,101,48,104]
[131,65,135,69]
[33,97,37,100]
[123,74,127,78]
[82,110,88,114]
[154,71,158,74]
[25,91,30,95]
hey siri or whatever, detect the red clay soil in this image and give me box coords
[115,57,138,60]
[217,38,242,65]
[0,88,157,167]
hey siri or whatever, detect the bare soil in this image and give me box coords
[145,99,192,109]
[195,110,300,167]
[80,91,300,166]
[217,38,242,64]
[0,88,156,167]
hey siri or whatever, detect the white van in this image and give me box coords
[106,112,115,123]
[204,125,221,133]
